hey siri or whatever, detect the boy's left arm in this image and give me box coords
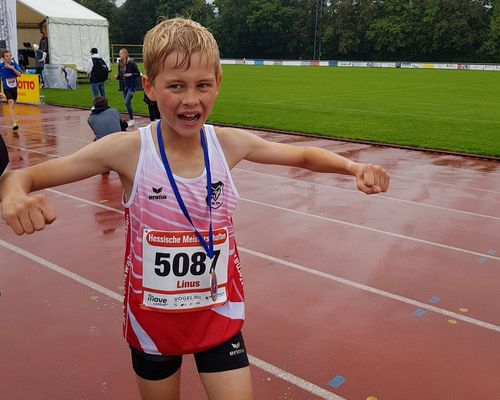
[219,127,389,195]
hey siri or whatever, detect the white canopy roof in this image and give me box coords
[17,0,108,26]
[16,0,110,70]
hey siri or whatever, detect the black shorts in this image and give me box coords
[3,87,18,101]
[130,331,250,381]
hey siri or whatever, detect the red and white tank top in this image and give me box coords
[122,123,244,355]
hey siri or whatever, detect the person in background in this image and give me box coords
[143,92,160,121]
[85,48,108,99]
[39,31,49,64]
[17,51,26,72]
[32,44,46,87]
[88,96,127,141]
[0,134,8,175]
[0,50,22,130]
[116,48,140,127]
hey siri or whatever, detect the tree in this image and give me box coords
[118,0,161,44]
[479,0,500,61]
[424,0,491,61]
[212,0,253,57]
[155,0,215,28]
[74,0,121,43]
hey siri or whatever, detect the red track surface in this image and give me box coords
[1,104,499,400]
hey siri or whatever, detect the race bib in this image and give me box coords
[142,227,229,312]
[6,78,17,88]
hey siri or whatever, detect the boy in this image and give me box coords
[0,50,23,130]
[0,18,389,400]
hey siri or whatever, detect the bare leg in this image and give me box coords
[200,366,253,400]
[135,368,181,400]
[8,99,16,126]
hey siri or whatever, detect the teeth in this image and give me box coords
[179,113,199,121]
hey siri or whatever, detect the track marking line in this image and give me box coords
[0,239,345,400]
[47,187,499,261]
[240,197,500,262]
[0,124,92,143]
[390,173,500,194]
[7,143,499,215]
[5,142,498,196]
[5,145,59,158]
[234,168,500,221]
[238,247,500,333]
[40,188,500,332]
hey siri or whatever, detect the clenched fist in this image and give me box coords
[353,163,390,195]
[1,193,56,235]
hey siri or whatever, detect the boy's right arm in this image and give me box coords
[0,132,139,235]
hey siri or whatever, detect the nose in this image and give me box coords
[181,88,200,107]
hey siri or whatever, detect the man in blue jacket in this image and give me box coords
[0,50,22,130]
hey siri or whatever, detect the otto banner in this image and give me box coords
[1,74,40,105]
[43,64,78,90]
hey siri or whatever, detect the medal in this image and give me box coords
[210,269,218,301]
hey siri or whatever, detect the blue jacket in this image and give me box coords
[0,60,22,89]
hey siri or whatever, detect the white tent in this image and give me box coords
[16,0,110,70]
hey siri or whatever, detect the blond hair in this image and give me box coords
[143,18,221,83]
[119,48,129,67]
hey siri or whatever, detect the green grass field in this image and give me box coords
[43,65,500,157]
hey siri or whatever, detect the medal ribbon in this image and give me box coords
[156,122,214,258]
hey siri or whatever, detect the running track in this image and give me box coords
[1,104,499,400]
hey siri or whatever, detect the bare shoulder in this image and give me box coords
[214,125,249,144]
[100,129,141,173]
[213,126,255,168]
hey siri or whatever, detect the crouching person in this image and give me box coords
[88,96,128,141]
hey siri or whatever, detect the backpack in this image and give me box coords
[134,73,144,91]
[92,58,109,82]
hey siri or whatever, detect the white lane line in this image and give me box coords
[0,239,344,400]
[248,355,345,400]
[234,168,500,221]
[5,145,59,158]
[45,188,124,214]
[240,197,500,262]
[46,188,500,262]
[43,188,500,333]
[0,239,122,302]
[6,141,498,197]
[239,247,500,334]
[8,143,499,215]
[390,173,500,194]
[0,125,91,143]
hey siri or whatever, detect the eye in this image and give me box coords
[197,82,210,90]
[168,83,183,90]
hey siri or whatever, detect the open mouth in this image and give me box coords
[178,112,201,122]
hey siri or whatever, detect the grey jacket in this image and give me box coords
[88,107,125,139]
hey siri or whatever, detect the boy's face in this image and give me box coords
[2,52,12,63]
[144,51,221,139]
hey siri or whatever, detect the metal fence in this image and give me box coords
[110,44,143,64]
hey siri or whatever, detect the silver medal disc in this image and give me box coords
[210,269,218,301]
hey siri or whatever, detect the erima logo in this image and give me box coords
[206,181,224,209]
[229,342,245,356]
[149,187,167,200]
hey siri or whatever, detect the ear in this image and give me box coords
[215,73,222,95]
[142,75,157,101]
